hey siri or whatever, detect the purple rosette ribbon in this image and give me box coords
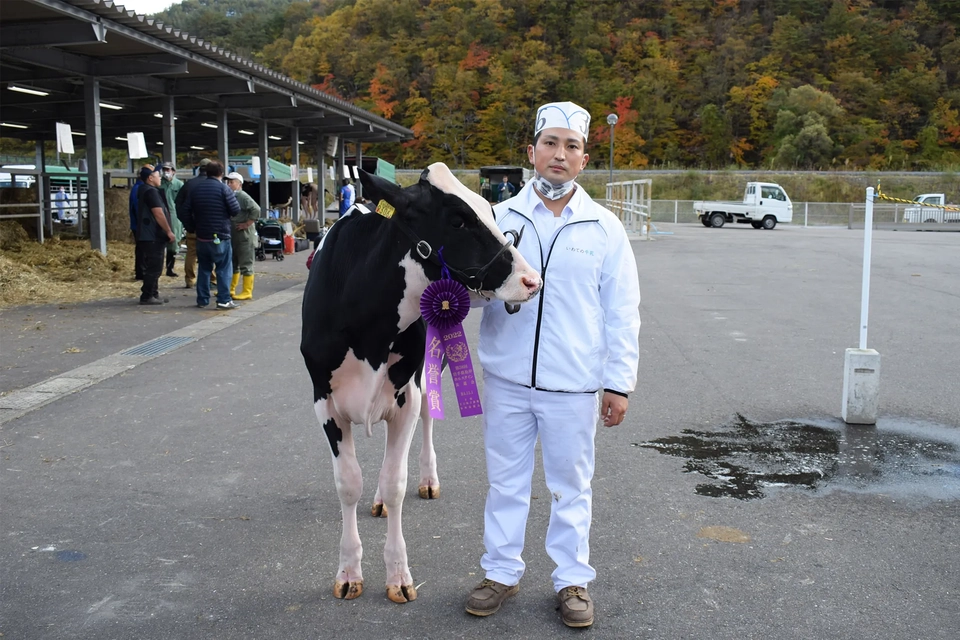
[420,277,482,419]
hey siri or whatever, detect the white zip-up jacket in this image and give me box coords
[478,183,641,395]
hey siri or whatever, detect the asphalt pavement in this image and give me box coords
[1,224,957,639]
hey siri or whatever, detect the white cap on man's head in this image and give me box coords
[226,172,244,183]
[535,101,591,141]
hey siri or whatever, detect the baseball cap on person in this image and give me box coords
[138,164,158,181]
[198,158,212,167]
[226,172,244,183]
[160,161,175,170]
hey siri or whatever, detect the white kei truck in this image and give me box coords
[695,182,793,229]
[902,193,960,223]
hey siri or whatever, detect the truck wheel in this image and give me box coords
[924,218,938,223]
[761,216,777,230]
[701,217,711,227]
[751,222,763,229]
[710,213,725,228]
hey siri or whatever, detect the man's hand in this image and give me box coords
[166,231,176,243]
[600,392,628,427]
[238,221,254,230]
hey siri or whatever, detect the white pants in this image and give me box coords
[480,374,599,591]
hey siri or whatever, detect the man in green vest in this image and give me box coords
[159,162,184,277]
[225,172,261,300]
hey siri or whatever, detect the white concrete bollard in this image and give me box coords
[841,348,881,424]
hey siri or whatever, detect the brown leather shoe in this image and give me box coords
[465,579,519,617]
[557,586,594,628]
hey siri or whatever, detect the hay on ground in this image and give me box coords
[0,236,141,308]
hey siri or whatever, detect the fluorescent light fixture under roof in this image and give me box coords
[154,113,178,120]
[1,122,29,129]
[238,129,254,135]
[268,135,281,140]
[156,142,163,145]
[201,122,218,129]
[190,146,205,150]
[100,102,123,110]
[115,136,128,141]
[298,141,305,145]
[8,85,49,97]
[72,131,86,136]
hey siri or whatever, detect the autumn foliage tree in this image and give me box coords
[157,0,960,171]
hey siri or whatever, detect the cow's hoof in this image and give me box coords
[371,503,387,518]
[386,583,418,603]
[418,485,440,499]
[334,579,363,600]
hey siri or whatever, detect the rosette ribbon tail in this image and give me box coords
[420,278,482,419]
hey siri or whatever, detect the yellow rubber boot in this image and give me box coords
[233,274,254,300]
[230,272,240,296]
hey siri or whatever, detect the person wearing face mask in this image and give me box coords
[135,165,176,305]
[159,162,184,278]
[466,101,641,628]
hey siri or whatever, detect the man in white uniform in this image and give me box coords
[466,102,641,628]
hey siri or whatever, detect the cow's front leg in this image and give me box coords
[418,402,440,499]
[371,407,438,515]
[317,401,364,599]
[379,387,421,603]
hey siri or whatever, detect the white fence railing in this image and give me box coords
[644,200,932,227]
[605,179,651,236]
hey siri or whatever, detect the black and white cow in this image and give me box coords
[300,162,541,603]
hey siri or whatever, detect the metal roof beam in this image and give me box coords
[0,19,107,49]
[2,47,187,78]
[0,65,78,82]
[167,77,254,96]
[217,94,297,109]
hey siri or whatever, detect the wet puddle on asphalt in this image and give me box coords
[634,414,960,500]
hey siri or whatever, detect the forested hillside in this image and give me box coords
[155,0,960,171]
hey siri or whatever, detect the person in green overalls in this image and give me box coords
[225,172,261,300]
[159,162,184,277]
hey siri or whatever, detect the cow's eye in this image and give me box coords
[451,216,465,229]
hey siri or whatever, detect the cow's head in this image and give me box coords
[359,163,541,304]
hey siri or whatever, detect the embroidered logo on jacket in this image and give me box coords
[566,246,595,256]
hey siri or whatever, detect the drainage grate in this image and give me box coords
[120,336,195,357]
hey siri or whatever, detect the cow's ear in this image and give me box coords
[358,169,406,209]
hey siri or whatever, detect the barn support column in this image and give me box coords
[258,121,269,218]
[290,126,300,223]
[317,137,327,223]
[84,77,106,255]
[161,96,176,165]
[217,109,229,169]
[355,140,363,200]
[35,138,48,243]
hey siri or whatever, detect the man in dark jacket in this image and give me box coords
[178,160,241,309]
[175,158,210,288]
[135,166,176,305]
[129,163,154,280]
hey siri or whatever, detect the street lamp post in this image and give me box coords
[606,113,618,186]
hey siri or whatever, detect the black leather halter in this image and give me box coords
[390,217,524,293]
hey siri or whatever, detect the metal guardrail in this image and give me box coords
[0,171,44,242]
[604,179,651,236]
[640,200,960,228]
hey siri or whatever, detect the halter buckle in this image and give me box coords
[416,240,432,260]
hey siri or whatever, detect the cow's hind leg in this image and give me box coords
[418,398,440,499]
[379,385,421,603]
[316,399,364,599]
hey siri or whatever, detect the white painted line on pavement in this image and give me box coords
[0,285,304,425]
